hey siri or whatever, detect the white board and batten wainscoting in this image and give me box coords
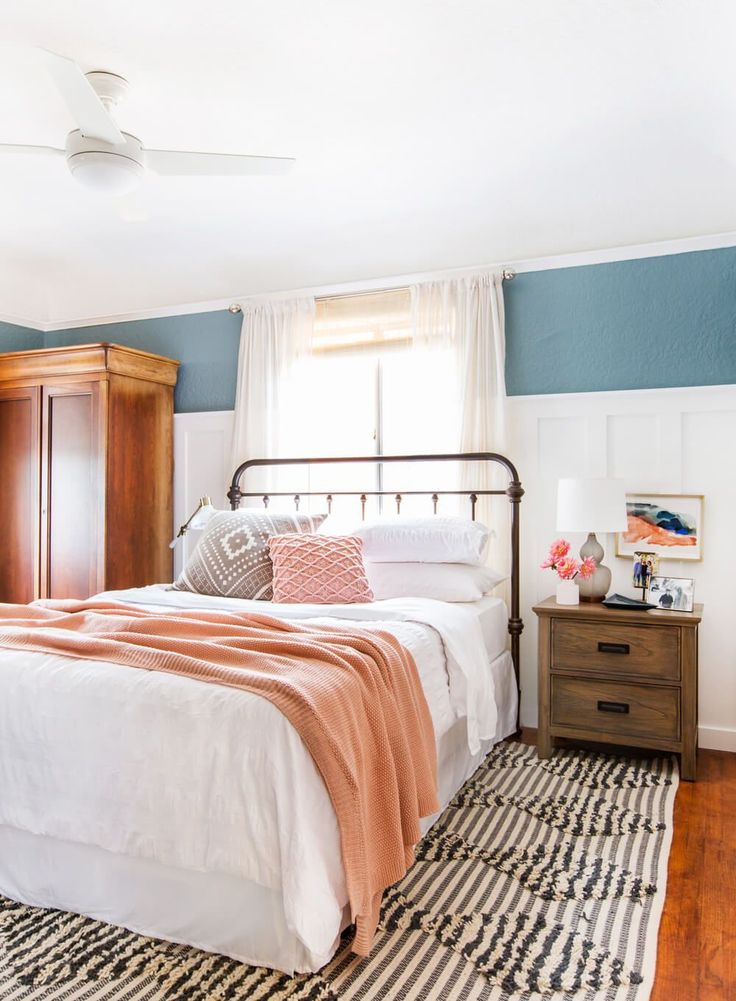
[173,411,234,576]
[509,383,736,754]
[174,384,736,753]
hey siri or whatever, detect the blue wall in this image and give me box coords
[2,244,736,409]
[505,246,736,395]
[0,322,44,352]
[45,312,242,413]
[0,312,242,413]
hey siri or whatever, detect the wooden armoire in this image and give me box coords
[0,343,179,603]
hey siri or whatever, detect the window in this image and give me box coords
[277,290,462,517]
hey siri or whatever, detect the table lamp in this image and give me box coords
[556,478,627,601]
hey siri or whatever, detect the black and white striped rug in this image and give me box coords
[0,743,677,1001]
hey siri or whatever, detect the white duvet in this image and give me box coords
[0,586,501,963]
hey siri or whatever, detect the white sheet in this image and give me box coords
[456,594,509,662]
[0,587,511,972]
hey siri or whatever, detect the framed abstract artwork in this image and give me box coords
[615,493,703,561]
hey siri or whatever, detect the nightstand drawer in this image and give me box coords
[551,676,680,741]
[552,620,680,680]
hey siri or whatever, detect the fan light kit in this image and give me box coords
[1,51,295,195]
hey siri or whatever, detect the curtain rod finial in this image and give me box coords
[501,269,516,282]
[228,303,242,314]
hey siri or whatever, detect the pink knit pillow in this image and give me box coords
[268,534,374,604]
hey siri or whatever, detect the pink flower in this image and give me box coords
[548,539,570,562]
[577,556,597,580]
[541,538,598,581]
[555,556,580,580]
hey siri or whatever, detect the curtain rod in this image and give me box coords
[226,268,516,314]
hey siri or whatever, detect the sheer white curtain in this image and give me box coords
[230,297,315,502]
[228,279,507,527]
[411,273,508,570]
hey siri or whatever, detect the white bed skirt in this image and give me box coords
[0,651,516,974]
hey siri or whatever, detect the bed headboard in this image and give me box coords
[228,451,524,730]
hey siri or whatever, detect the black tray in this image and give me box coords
[602,593,657,611]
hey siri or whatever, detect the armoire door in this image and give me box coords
[0,386,40,603]
[40,383,105,599]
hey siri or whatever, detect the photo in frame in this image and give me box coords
[616,493,703,561]
[632,551,659,594]
[649,576,695,612]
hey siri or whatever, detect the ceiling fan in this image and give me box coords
[0,50,295,195]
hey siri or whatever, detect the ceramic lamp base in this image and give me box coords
[577,531,611,602]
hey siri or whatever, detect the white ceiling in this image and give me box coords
[1,0,736,327]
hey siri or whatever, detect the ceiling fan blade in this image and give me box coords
[145,148,295,176]
[0,143,64,158]
[41,50,125,146]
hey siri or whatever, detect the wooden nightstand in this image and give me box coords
[533,596,703,781]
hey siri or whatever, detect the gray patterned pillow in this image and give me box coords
[173,510,326,600]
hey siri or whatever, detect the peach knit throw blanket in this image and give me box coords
[0,600,438,955]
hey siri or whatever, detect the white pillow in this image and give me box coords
[320,515,491,564]
[366,562,506,602]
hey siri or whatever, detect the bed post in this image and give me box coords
[227,474,244,510]
[507,477,524,735]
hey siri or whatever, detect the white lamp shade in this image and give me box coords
[556,478,628,533]
[170,497,218,548]
[189,502,217,530]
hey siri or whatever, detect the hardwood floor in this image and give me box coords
[519,730,736,1000]
[652,747,736,1001]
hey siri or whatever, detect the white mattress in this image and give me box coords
[0,587,515,974]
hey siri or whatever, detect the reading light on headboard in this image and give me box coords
[170,496,217,549]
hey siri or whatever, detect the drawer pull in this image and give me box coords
[598,641,630,655]
[597,699,630,714]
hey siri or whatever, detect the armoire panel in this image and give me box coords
[105,374,174,589]
[42,385,102,600]
[0,388,40,603]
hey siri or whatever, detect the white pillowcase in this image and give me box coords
[366,562,506,602]
[320,515,492,565]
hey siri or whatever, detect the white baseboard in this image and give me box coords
[518,717,735,755]
[699,726,736,753]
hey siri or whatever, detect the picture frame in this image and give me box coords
[649,575,695,612]
[615,493,703,561]
[632,551,659,594]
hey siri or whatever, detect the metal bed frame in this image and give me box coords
[228,451,524,723]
